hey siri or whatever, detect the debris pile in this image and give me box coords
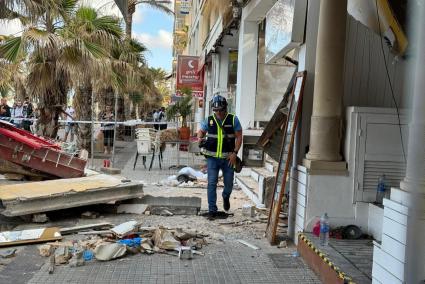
[36,220,208,272]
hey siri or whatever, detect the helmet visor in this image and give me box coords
[211,100,226,111]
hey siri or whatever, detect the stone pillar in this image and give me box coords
[304,0,347,170]
[235,19,258,130]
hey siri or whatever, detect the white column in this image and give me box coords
[218,47,229,94]
[399,4,425,281]
[235,19,258,129]
[304,0,347,170]
[372,4,425,283]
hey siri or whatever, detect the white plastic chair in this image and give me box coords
[133,128,162,170]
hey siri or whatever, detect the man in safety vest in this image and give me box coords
[197,95,243,219]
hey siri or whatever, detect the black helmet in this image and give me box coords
[211,95,227,111]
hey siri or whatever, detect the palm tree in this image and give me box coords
[125,0,173,38]
[61,6,124,151]
[121,0,173,121]
[102,37,151,122]
[0,0,78,138]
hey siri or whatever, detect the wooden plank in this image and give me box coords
[266,71,306,244]
[0,227,62,247]
[60,222,113,235]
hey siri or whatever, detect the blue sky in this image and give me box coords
[132,6,174,73]
[0,0,175,73]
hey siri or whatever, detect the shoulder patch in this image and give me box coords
[209,120,214,126]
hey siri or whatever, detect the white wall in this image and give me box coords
[343,16,407,108]
[305,174,355,230]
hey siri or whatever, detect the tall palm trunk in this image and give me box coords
[122,3,136,121]
[75,80,93,151]
[34,9,66,139]
[34,70,67,138]
[98,87,115,111]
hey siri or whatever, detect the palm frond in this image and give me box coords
[23,27,62,50]
[136,0,174,15]
[0,36,22,62]
[92,16,123,39]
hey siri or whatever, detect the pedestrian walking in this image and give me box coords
[197,95,243,219]
[100,105,115,155]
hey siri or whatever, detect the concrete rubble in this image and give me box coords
[32,220,209,273]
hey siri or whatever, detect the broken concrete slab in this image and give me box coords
[117,204,148,214]
[100,167,121,175]
[32,214,49,223]
[0,174,143,216]
[136,195,201,215]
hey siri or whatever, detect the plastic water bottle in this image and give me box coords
[376,174,387,205]
[319,213,330,246]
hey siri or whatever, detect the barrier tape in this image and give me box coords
[0,117,202,126]
[298,233,355,284]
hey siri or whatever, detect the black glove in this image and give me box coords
[198,139,207,149]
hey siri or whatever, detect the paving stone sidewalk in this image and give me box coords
[29,240,320,284]
[26,142,321,283]
[0,141,321,283]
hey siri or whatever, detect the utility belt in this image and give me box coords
[200,148,232,158]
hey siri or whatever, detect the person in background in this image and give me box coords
[63,105,75,142]
[159,106,167,130]
[0,98,11,121]
[22,96,33,132]
[11,100,25,128]
[153,109,159,130]
[197,95,243,220]
[100,105,115,155]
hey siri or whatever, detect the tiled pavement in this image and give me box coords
[29,240,321,284]
[3,141,322,283]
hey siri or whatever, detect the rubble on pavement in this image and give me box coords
[35,220,209,272]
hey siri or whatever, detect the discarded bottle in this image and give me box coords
[376,174,387,205]
[319,213,330,246]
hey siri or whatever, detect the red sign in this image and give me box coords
[176,55,204,98]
